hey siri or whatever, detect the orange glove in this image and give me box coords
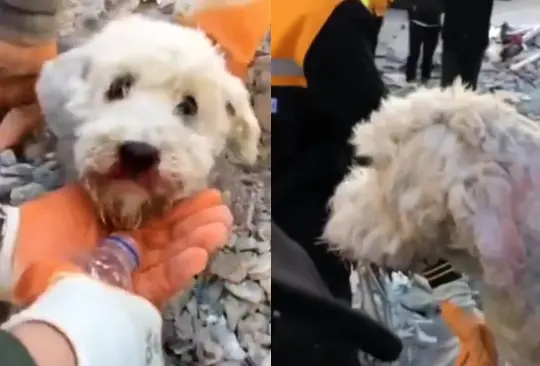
[440,301,499,366]
[0,40,57,149]
[0,184,104,301]
[177,0,270,79]
[130,189,233,307]
[11,189,233,308]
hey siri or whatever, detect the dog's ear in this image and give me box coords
[36,48,93,183]
[222,73,261,165]
[36,47,92,139]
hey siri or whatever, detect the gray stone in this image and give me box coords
[224,281,265,304]
[210,251,255,283]
[216,361,243,366]
[248,252,270,280]
[256,240,270,254]
[255,221,270,242]
[222,295,253,330]
[32,161,62,190]
[0,150,17,166]
[0,164,34,178]
[0,177,25,197]
[10,182,47,205]
[234,236,258,251]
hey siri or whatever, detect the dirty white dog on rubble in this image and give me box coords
[323,82,540,366]
[35,14,260,230]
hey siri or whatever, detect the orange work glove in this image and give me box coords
[0,39,57,149]
[0,184,105,301]
[177,0,270,79]
[130,189,232,308]
[440,301,499,366]
[12,189,233,308]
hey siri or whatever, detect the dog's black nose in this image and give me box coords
[118,141,160,175]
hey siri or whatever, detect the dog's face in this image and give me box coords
[37,15,260,229]
[323,83,540,279]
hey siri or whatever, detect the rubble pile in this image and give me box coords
[0,143,61,205]
[163,160,271,366]
[376,21,540,120]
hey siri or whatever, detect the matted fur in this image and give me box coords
[323,82,540,365]
[36,15,260,230]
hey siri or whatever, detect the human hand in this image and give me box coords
[440,300,498,366]
[11,189,232,308]
[127,189,233,308]
[0,40,57,149]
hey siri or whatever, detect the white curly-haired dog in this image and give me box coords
[323,82,540,365]
[35,15,260,230]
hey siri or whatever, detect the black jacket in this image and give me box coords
[272,0,387,302]
[442,0,494,50]
[272,223,403,366]
[409,0,443,26]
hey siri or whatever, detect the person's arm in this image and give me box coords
[302,0,387,142]
[2,275,165,366]
[3,323,75,366]
[0,0,59,45]
[0,0,59,149]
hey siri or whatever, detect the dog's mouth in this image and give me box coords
[107,162,159,190]
[106,140,161,190]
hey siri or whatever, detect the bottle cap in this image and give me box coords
[105,235,140,269]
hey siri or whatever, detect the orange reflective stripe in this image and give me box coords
[271,76,307,87]
[272,0,341,66]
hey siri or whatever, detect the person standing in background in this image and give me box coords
[405,0,443,84]
[441,0,495,90]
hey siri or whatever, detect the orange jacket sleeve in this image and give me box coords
[178,0,270,80]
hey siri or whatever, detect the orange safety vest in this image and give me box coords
[271,0,342,87]
[178,0,270,80]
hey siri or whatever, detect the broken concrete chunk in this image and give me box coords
[225,281,265,304]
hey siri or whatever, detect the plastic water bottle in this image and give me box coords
[72,235,140,290]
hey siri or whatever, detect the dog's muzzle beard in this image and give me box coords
[81,174,172,231]
[80,140,174,230]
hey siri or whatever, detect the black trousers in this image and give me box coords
[405,21,440,82]
[441,45,484,90]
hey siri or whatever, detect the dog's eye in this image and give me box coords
[176,95,198,116]
[226,101,236,117]
[105,74,135,101]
